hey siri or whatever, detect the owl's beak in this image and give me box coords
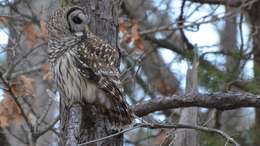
[74,32,84,37]
[84,25,90,32]
[74,25,89,37]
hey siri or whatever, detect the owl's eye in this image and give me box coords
[72,16,83,24]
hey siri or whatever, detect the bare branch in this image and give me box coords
[35,116,59,138]
[3,43,46,79]
[78,124,142,146]
[133,92,260,117]
[188,0,241,7]
[5,127,28,145]
[35,96,53,131]
[79,122,240,146]
[0,72,33,131]
[9,64,43,79]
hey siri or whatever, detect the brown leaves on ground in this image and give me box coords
[119,18,144,51]
[0,75,35,127]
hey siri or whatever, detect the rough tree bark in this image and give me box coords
[0,129,10,146]
[133,92,260,117]
[59,0,123,146]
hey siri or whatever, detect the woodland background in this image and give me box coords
[0,0,260,146]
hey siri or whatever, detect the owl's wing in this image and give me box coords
[74,36,133,126]
[75,37,122,99]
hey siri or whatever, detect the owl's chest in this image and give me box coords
[51,52,97,103]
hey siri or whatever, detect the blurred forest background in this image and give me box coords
[0,0,260,146]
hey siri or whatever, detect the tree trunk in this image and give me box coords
[173,50,199,146]
[0,129,10,146]
[59,0,123,145]
[220,6,238,131]
[247,1,260,145]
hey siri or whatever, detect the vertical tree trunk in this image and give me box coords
[220,6,249,133]
[174,50,199,146]
[59,0,123,145]
[247,1,260,145]
[0,129,10,146]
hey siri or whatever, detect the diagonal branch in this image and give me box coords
[133,92,260,117]
[188,0,241,7]
[35,116,59,138]
[0,72,33,131]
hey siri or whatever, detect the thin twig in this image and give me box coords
[78,122,240,146]
[35,116,59,138]
[5,127,28,145]
[78,124,143,146]
[10,64,43,79]
[37,96,53,126]
[0,72,33,131]
[4,43,46,79]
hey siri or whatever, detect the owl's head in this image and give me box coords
[47,6,90,38]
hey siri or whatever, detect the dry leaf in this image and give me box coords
[3,75,35,97]
[39,16,48,40]
[131,20,140,41]
[42,64,52,81]
[0,16,9,23]
[0,116,8,127]
[0,75,35,127]
[119,18,128,34]
[119,19,145,51]
[123,33,132,43]
[131,20,144,51]
[0,93,22,127]
[23,23,38,47]
[134,38,144,50]
[8,83,23,97]
[20,75,35,96]
[119,18,132,44]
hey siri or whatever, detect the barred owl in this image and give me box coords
[47,6,133,127]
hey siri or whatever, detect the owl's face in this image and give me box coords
[66,7,89,36]
[47,6,90,38]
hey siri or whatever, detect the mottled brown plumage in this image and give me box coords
[47,6,133,127]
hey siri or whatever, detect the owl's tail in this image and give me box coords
[96,76,134,128]
[108,98,134,129]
